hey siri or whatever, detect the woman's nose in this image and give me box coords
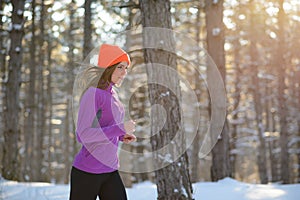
[121,69,127,75]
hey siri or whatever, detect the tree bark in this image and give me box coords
[205,0,231,181]
[2,0,25,181]
[139,0,193,199]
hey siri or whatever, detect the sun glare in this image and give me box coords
[266,6,279,16]
[269,31,276,39]
[283,2,292,11]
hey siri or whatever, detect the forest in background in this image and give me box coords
[0,0,299,193]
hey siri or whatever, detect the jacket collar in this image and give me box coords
[105,82,114,94]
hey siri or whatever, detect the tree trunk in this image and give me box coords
[205,0,231,181]
[277,0,289,184]
[63,0,77,183]
[249,0,268,184]
[250,45,268,184]
[83,0,92,59]
[32,0,46,181]
[295,60,300,183]
[190,0,203,183]
[230,36,241,179]
[139,0,193,199]
[0,0,6,78]
[270,97,280,182]
[0,0,7,175]
[64,99,71,184]
[46,36,54,182]
[2,0,25,181]
[298,81,300,183]
[266,81,279,183]
[24,0,36,181]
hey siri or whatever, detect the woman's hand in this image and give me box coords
[123,133,137,144]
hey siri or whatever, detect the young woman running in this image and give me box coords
[70,44,136,200]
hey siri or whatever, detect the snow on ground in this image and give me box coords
[1,177,300,200]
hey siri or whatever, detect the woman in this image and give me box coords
[70,44,136,200]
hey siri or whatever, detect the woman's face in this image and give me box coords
[111,61,128,85]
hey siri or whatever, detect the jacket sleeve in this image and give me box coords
[119,135,125,142]
[76,88,126,144]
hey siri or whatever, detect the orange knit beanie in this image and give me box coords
[97,44,131,68]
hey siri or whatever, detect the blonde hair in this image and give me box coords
[72,62,120,125]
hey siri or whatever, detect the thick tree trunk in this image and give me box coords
[277,0,290,184]
[2,0,25,181]
[205,0,231,181]
[139,0,193,199]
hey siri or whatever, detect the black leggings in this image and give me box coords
[69,167,127,200]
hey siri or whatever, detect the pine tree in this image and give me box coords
[2,0,26,181]
[139,0,193,199]
[205,0,231,181]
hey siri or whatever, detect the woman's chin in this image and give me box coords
[115,79,123,87]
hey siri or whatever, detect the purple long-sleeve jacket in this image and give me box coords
[73,84,126,174]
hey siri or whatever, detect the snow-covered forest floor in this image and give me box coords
[1,177,299,200]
